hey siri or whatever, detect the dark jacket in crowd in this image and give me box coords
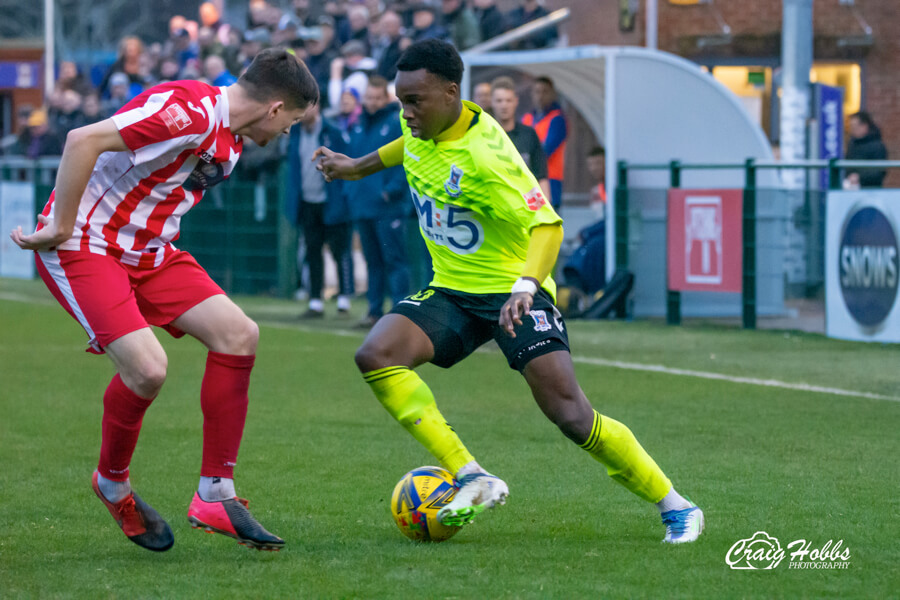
[443,4,482,50]
[51,109,85,138]
[475,5,507,42]
[344,103,410,221]
[846,128,888,188]
[375,37,404,81]
[507,5,558,49]
[12,129,64,158]
[505,121,548,181]
[304,49,339,110]
[410,22,451,44]
[285,118,351,226]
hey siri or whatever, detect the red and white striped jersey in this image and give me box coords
[40,80,243,269]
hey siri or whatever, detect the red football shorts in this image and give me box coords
[35,249,224,354]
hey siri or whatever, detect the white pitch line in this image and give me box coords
[262,320,363,338]
[3,291,897,403]
[0,291,53,305]
[571,356,900,403]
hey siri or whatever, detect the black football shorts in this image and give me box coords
[390,286,570,371]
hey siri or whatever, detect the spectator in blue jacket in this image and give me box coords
[345,75,412,328]
[287,103,355,318]
[203,55,237,87]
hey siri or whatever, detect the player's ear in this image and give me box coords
[445,81,459,103]
[268,100,285,119]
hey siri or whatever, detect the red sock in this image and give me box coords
[98,374,155,482]
[200,351,255,478]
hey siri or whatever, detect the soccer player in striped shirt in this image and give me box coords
[314,40,704,544]
[10,48,318,552]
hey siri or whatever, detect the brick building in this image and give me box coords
[548,0,898,185]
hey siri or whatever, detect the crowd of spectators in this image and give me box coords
[0,0,569,321]
[1,0,560,159]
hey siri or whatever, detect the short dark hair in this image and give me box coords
[367,74,390,91]
[850,110,876,130]
[589,146,605,157]
[534,76,555,89]
[238,47,319,110]
[491,76,516,92]
[396,39,463,85]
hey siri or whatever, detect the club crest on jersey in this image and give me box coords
[530,309,551,332]
[183,161,225,191]
[524,187,547,211]
[444,164,464,198]
[161,103,192,134]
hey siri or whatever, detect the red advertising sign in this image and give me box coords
[667,189,743,293]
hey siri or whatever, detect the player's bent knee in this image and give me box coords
[240,317,260,352]
[355,336,406,373]
[552,410,591,443]
[540,390,594,443]
[221,316,259,355]
[123,356,168,398]
[354,342,384,373]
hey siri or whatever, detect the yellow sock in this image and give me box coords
[363,366,474,474]
[580,410,672,503]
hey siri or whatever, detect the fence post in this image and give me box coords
[742,158,757,329]
[828,157,841,190]
[276,163,297,298]
[615,160,629,270]
[666,160,681,325]
[32,160,41,226]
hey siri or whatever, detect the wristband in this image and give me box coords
[511,278,539,296]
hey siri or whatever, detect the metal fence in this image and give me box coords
[177,174,296,297]
[0,157,297,296]
[616,158,900,333]
[5,156,900,333]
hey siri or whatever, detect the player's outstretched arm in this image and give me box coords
[10,119,128,251]
[499,223,564,337]
[312,136,404,182]
[311,136,396,182]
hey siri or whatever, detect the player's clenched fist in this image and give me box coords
[312,146,360,182]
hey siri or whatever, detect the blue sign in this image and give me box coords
[815,83,843,189]
[839,205,898,327]
[0,61,41,89]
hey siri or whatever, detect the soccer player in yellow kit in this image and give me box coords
[314,40,703,543]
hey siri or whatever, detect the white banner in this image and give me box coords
[0,181,36,279]
[826,190,900,343]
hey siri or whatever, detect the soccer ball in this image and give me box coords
[390,466,462,542]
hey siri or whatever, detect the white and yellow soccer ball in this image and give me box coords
[390,466,462,542]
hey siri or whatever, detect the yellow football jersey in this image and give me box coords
[401,100,562,296]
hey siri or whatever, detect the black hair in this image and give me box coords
[850,111,877,131]
[396,39,464,85]
[589,146,605,157]
[534,76,555,89]
[238,47,319,110]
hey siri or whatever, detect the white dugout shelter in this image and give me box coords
[462,45,784,318]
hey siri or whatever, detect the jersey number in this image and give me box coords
[411,189,484,255]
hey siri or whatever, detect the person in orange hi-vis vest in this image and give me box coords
[522,76,567,210]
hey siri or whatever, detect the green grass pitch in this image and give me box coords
[1,278,898,599]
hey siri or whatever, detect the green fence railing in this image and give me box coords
[177,170,296,297]
[0,158,296,297]
[615,158,900,329]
